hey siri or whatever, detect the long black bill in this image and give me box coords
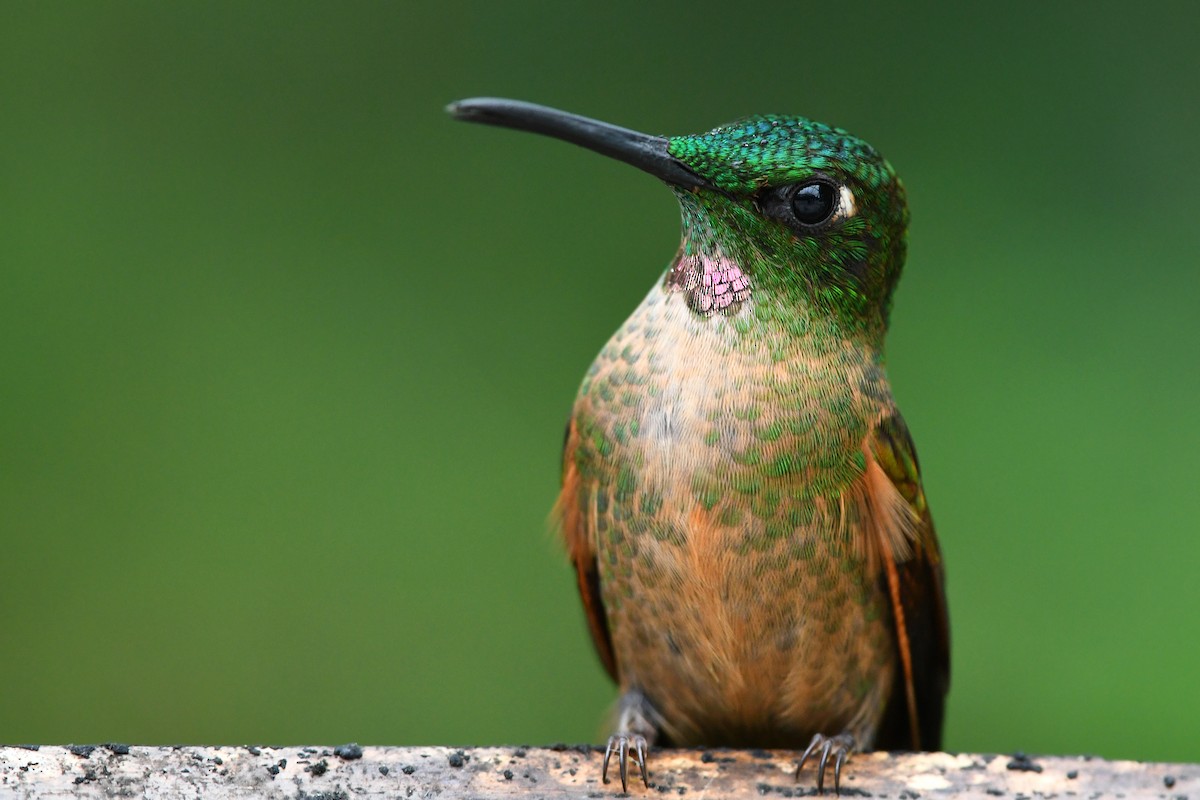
[447,97,712,191]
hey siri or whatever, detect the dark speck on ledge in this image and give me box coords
[1067,770,1078,780]
[401,765,416,775]
[307,759,329,777]
[67,745,96,758]
[73,770,98,785]
[104,743,130,756]
[749,749,773,760]
[378,766,389,776]
[503,769,514,780]
[334,743,363,760]
[1164,776,1176,788]
[247,746,261,756]
[448,751,466,768]
[1006,752,1043,773]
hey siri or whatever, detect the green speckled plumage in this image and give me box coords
[668,115,898,192]
[449,97,949,786]
[568,279,897,743]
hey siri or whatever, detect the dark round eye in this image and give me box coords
[790,181,837,225]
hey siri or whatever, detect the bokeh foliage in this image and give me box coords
[2,1,1197,761]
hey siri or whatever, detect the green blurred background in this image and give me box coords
[2,1,1198,762]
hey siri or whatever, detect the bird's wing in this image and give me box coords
[555,419,619,682]
[865,412,951,751]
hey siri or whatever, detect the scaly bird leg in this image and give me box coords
[602,689,659,792]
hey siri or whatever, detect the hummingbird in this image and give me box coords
[448,98,950,793]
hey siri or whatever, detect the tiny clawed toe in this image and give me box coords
[602,734,649,792]
[795,732,856,794]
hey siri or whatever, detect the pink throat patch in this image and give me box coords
[665,252,752,316]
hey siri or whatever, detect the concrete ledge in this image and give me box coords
[0,745,1193,798]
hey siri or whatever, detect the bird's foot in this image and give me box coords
[602,733,649,792]
[795,732,856,794]
[600,688,660,792]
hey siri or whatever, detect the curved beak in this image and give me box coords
[447,97,712,191]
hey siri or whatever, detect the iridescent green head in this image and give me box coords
[449,98,908,341]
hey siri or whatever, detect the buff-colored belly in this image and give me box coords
[598,492,896,747]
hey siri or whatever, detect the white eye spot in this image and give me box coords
[834,185,857,222]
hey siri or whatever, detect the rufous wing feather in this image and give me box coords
[866,413,951,751]
[556,420,618,682]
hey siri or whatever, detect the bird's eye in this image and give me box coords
[790,181,837,225]
[754,177,852,232]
